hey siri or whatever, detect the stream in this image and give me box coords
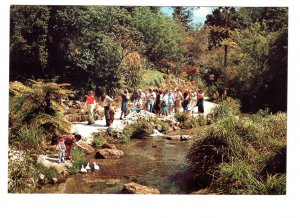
[36,134,197,194]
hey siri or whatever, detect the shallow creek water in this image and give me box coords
[36,133,197,194]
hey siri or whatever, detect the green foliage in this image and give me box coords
[10,6,50,80]
[16,127,46,151]
[140,70,164,87]
[9,6,186,96]
[175,112,205,129]
[155,120,170,133]
[92,133,107,147]
[36,164,59,179]
[121,125,133,144]
[175,112,190,123]
[8,150,38,193]
[219,162,286,195]
[9,80,73,145]
[172,7,194,30]
[68,147,86,174]
[148,117,171,133]
[130,119,154,138]
[130,7,185,64]
[211,97,241,120]
[196,115,207,126]
[187,112,287,194]
[205,7,239,50]
[116,118,155,143]
[203,7,287,112]
[73,32,122,95]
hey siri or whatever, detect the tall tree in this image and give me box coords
[205,7,238,67]
[130,7,185,68]
[10,6,50,80]
[172,7,194,31]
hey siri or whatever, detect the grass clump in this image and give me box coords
[175,112,197,129]
[36,164,59,179]
[121,125,133,144]
[187,112,286,194]
[175,112,207,129]
[130,119,154,138]
[120,118,156,143]
[148,117,171,133]
[68,147,86,174]
[211,97,241,120]
[92,132,107,147]
[175,112,190,123]
[196,115,207,126]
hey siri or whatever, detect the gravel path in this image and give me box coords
[71,99,217,139]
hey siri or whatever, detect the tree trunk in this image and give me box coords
[224,45,228,67]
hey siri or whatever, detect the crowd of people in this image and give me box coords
[82,87,205,127]
[129,87,205,117]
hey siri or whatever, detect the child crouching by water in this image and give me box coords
[56,136,66,163]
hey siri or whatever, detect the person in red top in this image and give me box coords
[84,90,96,125]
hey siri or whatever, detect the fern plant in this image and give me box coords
[9,80,74,146]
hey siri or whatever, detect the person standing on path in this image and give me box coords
[188,90,197,115]
[161,90,169,116]
[153,90,161,116]
[146,88,156,113]
[174,88,183,113]
[167,90,174,114]
[101,92,113,127]
[131,86,139,104]
[56,136,66,163]
[84,90,96,125]
[182,89,191,112]
[197,89,205,114]
[120,89,129,120]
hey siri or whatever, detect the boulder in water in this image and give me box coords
[101,143,117,149]
[95,149,124,159]
[165,135,181,141]
[164,134,192,141]
[121,182,160,194]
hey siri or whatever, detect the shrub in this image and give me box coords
[196,115,207,126]
[211,97,241,120]
[180,118,198,129]
[36,164,59,179]
[119,119,154,143]
[130,119,153,138]
[155,120,170,133]
[175,112,190,123]
[9,80,73,151]
[68,147,86,174]
[122,125,133,143]
[187,112,287,194]
[8,150,38,193]
[16,127,46,151]
[92,133,107,147]
[175,112,193,129]
[148,117,170,133]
